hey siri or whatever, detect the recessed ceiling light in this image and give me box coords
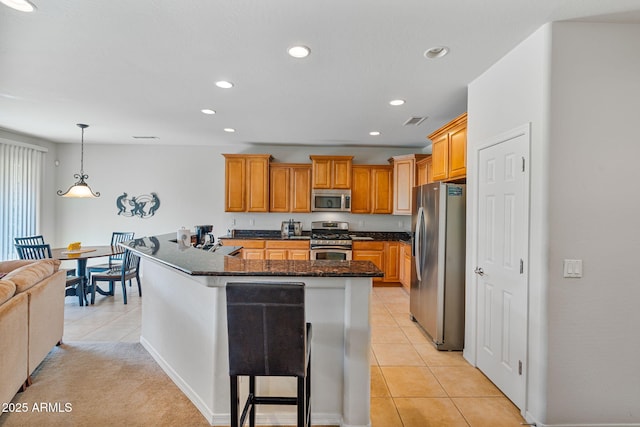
[424,46,449,59]
[0,0,36,12]
[369,131,381,136]
[288,45,311,59]
[224,128,236,133]
[215,80,234,89]
[389,99,405,106]
[201,109,216,115]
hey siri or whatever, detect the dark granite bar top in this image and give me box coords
[122,233,383,278]
[220,229,412,243]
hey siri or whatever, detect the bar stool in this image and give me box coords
[226,282,312,427]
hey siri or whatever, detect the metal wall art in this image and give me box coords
[116,192,160,218]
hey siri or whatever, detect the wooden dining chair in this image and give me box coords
[14,235,76,276]
[89,249,141,305]
[14,235,46,246]
[87,231,135,275]
[14,243,85,306]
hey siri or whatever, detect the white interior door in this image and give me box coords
[475,129,529,409]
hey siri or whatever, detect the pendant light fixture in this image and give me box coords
[57,123,101,198]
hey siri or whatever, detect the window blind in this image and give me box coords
[0,142,44,260]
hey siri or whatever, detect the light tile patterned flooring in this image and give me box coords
[63,284,526,426]
[370,287,525,427]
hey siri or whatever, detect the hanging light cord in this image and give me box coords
[79,124,87,179]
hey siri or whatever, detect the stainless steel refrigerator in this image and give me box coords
[410,182,466,351]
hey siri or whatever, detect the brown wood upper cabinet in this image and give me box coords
[351,165,393,214]
[269,163,312,213]
[416,156,433,186]
[391,154,430,215]
[428,112,467,181]
[310,155,353,189]
[223,154,272,212]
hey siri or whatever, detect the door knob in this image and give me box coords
[474,267,485,276]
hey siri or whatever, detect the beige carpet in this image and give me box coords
[0,342,211,427]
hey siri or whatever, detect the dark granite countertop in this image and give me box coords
[122,233,383,277]
[220,229,412,243]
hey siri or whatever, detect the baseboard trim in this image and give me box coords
[140,336,344,426]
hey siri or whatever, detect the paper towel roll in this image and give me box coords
[177,227,191,248]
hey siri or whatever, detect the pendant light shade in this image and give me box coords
[57,123,100,198]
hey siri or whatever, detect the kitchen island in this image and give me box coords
[123,233,382,427]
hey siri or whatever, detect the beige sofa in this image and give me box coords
[0,259,66,406]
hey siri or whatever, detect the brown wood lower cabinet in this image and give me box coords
[384,242,400,283]
[265,240,310,260]
[399,241,412,291]
[221,239,265,260]
[353,240,401,286]
[221,239,310,260]
[352,241,384,284]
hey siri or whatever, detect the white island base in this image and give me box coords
[139,259,372,427]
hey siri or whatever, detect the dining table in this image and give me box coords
[51,245,126,305]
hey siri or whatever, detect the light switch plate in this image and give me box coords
[563,259,583,278]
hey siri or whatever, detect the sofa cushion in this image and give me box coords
[0,279,16,305]
[4,259,61,294]
[0,259,37,275]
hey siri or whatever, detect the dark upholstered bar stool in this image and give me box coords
[226,282,312,427]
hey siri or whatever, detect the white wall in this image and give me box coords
[50,143,420,247]
[468,21,640,426]
[545,22,640,424]
[467,23,551,423]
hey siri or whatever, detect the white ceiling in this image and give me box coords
[1,0,640,149]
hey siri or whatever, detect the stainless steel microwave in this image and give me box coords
[311,189,351,212]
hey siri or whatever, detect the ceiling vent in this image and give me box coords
[403,116,427,126]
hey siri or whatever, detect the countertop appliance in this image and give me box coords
[411,182,466,351]
[311,189,351,212]
[281,219,302,238]
[194,225,214,247]
[310,221,352,260]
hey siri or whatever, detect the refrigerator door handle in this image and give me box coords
[414,206,424,282]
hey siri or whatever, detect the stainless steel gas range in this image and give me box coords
[310,221,352,261]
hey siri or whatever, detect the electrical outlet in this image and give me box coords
[249,219,255,226]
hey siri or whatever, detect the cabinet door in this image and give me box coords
[351,166,371,214]
[291,165,311,213]
[393,158,414,215]
[353,250,384,283]
[225,157,246,212]
[332,159,352,189]
[269,166,290,212]
[265,249,287,260]
[246,156,270,212]
[399,242,412,290]
[311,158,332,189]
[431,133,449,181]
[371,166,393,214]
[416,157,433,186]
[242,249,265,260]
[289,249,310,260]
[384,242,400,283]
[448,124,467,179]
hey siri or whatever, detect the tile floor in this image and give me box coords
[63,283,526,426]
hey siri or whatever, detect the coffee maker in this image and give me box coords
[194,225,214,246]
